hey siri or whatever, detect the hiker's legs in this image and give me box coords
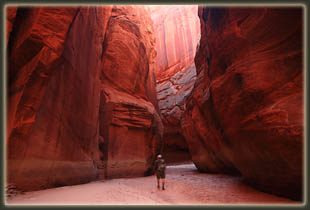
[157,177,160,188]
[162,178,165,190]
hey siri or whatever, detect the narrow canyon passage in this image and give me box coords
[7,164,296,205]
[150,6,199,163]
[5,4,304,205]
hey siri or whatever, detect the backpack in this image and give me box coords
[157,159,166,171]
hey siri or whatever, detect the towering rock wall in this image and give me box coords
[6,6,162,191]
[150,6,200,161]
[99,6,162,178]
[182,7,303,200]
[7,7,77,144]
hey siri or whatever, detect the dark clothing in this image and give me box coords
[156,170,166,179]
[154,158,166,179]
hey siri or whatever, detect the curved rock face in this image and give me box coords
[7,6,108,191]
[7,6,162,191]
[182,7,303,200]
[150,6,200,162]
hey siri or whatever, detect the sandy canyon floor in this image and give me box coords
[6,163,300,206]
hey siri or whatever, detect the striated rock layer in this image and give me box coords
[156,63,196,162]
[182,7,303,200]
[150,6,200,162]
[7,6,162,191]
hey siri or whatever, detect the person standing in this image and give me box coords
[154,154,166,190]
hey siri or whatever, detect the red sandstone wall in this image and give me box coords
[99,6,163,178]
[6,6,162,191]
[5,6,17,46]
[182,7,303,200]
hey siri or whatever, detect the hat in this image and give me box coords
[157,154,162,158]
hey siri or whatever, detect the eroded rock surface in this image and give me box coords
[182,7,303,200]
[156,63,196,135]
[7,6,162,191]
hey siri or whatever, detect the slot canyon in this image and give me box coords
[5,5,304,204]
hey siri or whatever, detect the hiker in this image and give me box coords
[154,154,166,190]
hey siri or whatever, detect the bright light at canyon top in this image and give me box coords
[147,5,199,15]
[147,5,200,76]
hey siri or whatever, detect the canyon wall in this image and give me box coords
[7,6,162,191]
[182,7,303,200]
[98,6,162,178]
[150,6,200,162]
[5,7,17,46]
